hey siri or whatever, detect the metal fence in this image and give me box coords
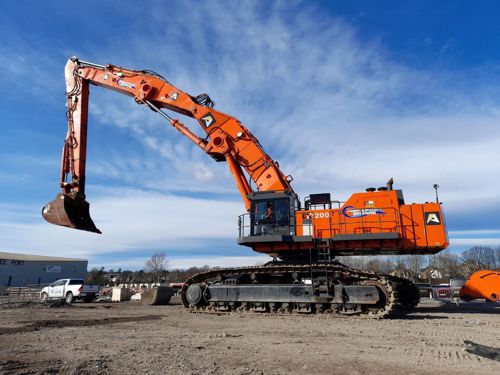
[0,284,47,306]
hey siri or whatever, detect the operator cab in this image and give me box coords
[237,191,314,254]
[238,191,298,238]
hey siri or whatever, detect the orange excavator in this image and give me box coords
[43,57,449,317]
[460,270,500,302]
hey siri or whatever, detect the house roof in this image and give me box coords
[0,251,87,262]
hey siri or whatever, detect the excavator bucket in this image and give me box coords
[42,193,101,234]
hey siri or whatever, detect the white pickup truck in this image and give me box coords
[40,279,100,304]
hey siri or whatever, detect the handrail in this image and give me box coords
[238,211,310,237]
[325,206,401,238]
[238,206,401,239]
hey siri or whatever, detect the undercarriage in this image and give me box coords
[181,261,419,318]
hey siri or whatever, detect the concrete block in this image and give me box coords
[111,287,131,302]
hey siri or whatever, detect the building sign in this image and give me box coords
[45,265,62,273]
[0,259,25,266]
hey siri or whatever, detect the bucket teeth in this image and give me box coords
[42,193,101,234]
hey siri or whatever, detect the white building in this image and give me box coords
[0,252,87,287]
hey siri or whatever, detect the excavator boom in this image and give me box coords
[42,57,294,233]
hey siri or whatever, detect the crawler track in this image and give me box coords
[181,262,419,319]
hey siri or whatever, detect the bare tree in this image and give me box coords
[86,267,109,286]
[403,255,425,281]
[433,250,463,278]
[461,246,496,274]
[118,270,134,284]
[342,256,367,270]
[145,252,169,283]
[364,257,394,274]
[168,265,210,283]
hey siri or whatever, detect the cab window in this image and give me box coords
[274,199,290,224]
[254,201,268,221]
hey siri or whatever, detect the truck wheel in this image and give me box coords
[65,292,74,305]
[41,292,48,302]
[84,295,94,303]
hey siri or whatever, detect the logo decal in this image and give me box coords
[425,212,441,225]
[200,112,216,128]
[341,206,385,218]
[117,79,136,89]
[170,92,179,100]
[45,265,61,273]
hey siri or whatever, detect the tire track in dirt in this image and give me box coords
[0,315,162,335]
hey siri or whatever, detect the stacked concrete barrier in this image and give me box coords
[140,286,175,305]
[111,287,131,302]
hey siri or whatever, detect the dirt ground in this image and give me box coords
[0,298,498,375]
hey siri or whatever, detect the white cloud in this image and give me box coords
[449,229,500,236]
[288,115,500,204]
[0,44,62,104]
[2,1,500,268]
[450,238,500,247]
[67,1,500,210]
[0,189,242,259]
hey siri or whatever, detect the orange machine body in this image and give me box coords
[459,270,500,302]
[240,189,448,258]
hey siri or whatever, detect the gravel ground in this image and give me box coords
[0,298,498,375]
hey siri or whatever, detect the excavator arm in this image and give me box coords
[42,57,294,233]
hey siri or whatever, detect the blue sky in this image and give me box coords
[1,1,499,270]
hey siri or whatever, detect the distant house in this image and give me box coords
[390,268,411,279]
[0,251,87,287]
[419,267,444,280]
[105,272,120,284]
